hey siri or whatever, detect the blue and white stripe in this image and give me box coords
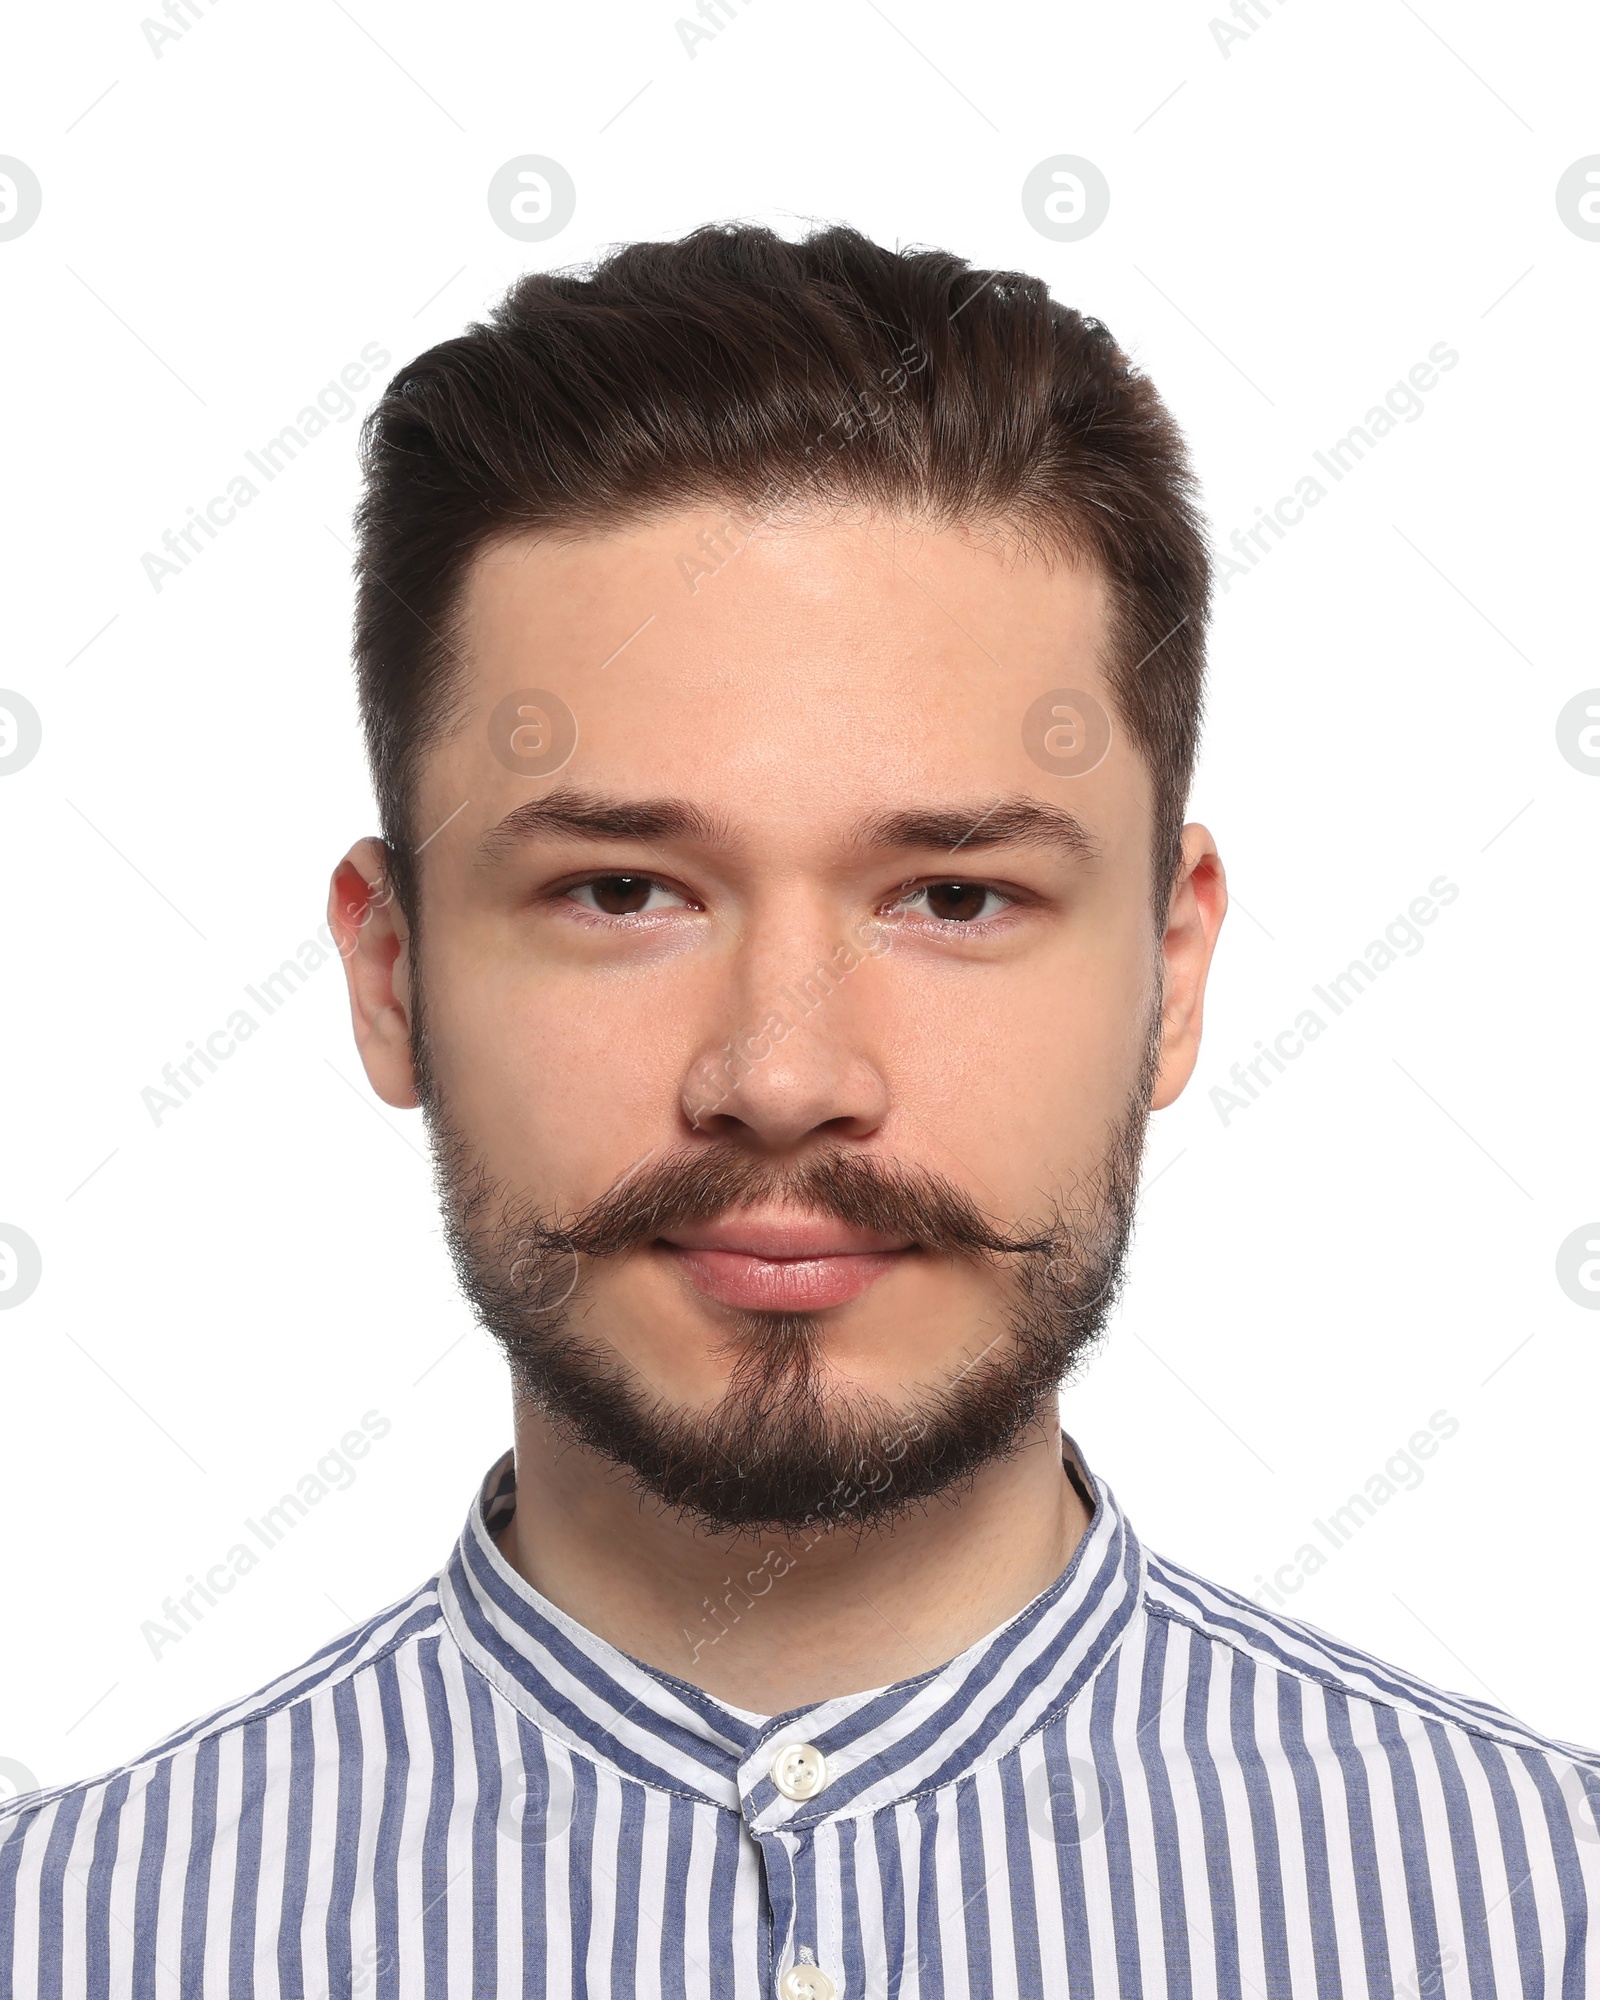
[3,1446,1597,1996]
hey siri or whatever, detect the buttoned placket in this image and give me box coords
[742,1729,845,2000]
[443,1441,1142,1999]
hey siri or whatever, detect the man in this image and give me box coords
[3,223,1595,1997]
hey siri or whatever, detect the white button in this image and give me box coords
[770,1741,828,1800]
[779,1963,837,2000]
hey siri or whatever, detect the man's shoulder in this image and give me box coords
[0,1577,446,1853]
[1140,1545,1600,1777]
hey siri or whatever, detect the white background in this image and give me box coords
[1,0,1596,1797]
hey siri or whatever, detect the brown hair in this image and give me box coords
[352,221,1211,927]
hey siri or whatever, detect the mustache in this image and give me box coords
[523,1145,1061,1262]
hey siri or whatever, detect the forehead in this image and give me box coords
[428,507,1137,842]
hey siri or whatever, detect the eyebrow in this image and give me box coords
[474,789,733,866]
[476,787,1099,868]
[854,798,1101,865]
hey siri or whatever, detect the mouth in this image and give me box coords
[655,1213,914,1313]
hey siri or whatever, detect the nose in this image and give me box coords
[679,918,891,1152]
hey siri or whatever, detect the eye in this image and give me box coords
[564,874,692,917]
[895,881,1014,925]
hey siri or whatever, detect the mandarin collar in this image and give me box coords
[437,1437,1143,1820]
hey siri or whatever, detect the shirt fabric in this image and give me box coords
[3,1443,1597,1998]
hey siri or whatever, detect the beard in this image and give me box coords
[412,988,1160,1538]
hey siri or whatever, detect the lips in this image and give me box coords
[656,1213,912,1313]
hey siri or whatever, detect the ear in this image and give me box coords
[328,838,418,1110]
[1151,823,1227,1111]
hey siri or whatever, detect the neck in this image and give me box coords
[494,1403,1092,1713]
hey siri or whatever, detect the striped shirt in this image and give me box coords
[3,1445,1597,1998]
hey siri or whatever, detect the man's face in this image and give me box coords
[335,507,1224,1529]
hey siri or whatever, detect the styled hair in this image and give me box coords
[352,221,1211,926]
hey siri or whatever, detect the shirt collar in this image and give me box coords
[437,1436,1144,1822]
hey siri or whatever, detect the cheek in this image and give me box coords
[421,939,691,1190]
[879,939,1153,1199]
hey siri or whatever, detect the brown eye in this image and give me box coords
[923,882,994,923]
[587,875,654,915]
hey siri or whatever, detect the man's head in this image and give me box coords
[331,223,1226,1537]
